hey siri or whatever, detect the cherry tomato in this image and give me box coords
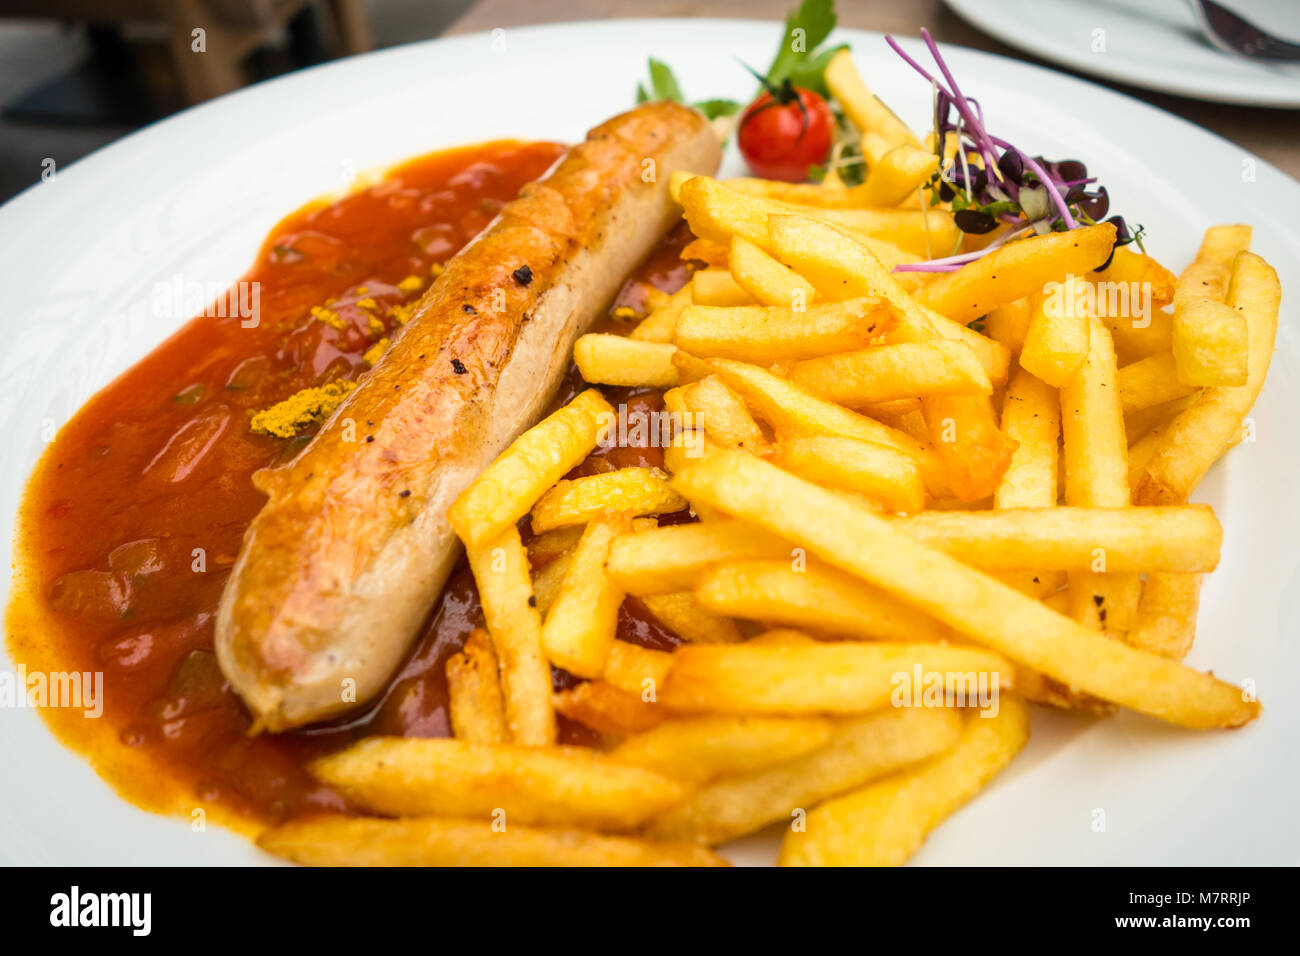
[737,86,835,182]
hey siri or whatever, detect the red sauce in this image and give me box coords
[6,141,696,831]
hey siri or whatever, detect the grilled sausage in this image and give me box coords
[216,102,721,731]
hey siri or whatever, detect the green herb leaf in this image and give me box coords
[767,0,838,87]
[692,98,743,119]
[647,58,684,103]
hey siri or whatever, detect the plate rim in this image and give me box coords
[2,17,1297,867]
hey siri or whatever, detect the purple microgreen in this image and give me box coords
[885,30,1140,274]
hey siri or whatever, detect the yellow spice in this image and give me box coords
[363,338,390,367]
[249,381,357,438]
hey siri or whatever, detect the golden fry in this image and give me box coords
[780,699,1030,866]
[310,737,687,830]
[449,389,612,548]
[446,628,508,745]
[259,816,727,867]
[672,451,1259,729]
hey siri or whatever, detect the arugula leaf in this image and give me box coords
[647,58,684,103]
[692,98,743,119]
[636,83,649,104]
[767,0,838,87]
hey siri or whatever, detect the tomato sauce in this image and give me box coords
[6,140,696,831]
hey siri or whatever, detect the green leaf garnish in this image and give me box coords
[692,98,743,119]
[647,58,684,103]
[767,0,838,87]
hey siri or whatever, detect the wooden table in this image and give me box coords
[446,0,1299,181]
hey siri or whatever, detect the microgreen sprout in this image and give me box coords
[885,29,1141,273]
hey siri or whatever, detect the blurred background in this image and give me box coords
[1,0,1296,203]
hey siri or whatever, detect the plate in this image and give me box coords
[945,0,1300,107]
[1,19,1297,866]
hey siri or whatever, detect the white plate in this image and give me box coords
[2,19,1298,866]
[945,0,1300,107]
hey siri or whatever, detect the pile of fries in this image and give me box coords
[258,55,1278,867]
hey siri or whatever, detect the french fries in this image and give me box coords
[692,268,755,306]
[449,389,612,548]
[682,237,729,268]
[1125,573,1202,659]
[921,394,1017,502]
[1172,225,1252,386]
[924,307,1011,387]
[602,640,674,695]
[608,715,835,783]
[466,528,556,746]
[681,374,772,454]
[259,816,727,867]
[694,560,955,642]
[674,298,894,363]
[719,177,866,207]
[1134,252,1279,504]
[673,451,1258,729]
[893,506,1221,572]
[640,591,746,644]
[772,433,926,513]
[729,235,817,307]
[607,519,792,595]
[446,628,507,745]
[646,707,963,845]
[310,738,688,830]
[788,340,992,405]
[1125,392,1198,445]
[1117,351,1198,414]
[762,202,960,258]
[779,698,1030,866]
[1176,225,1252,304]
[552,681,664,735]
[995,367,1059,509]
[1094,246,1177,308]
[539,514,629,677]
[1019,275,1092,388]
[530,467,685,532]
[919,225,1117,325]
[985,297,1032,354]
[1060,321,1141,630]
[574,334,679,387]
[680,174,958,259]
[1172,297,1248,387]
[766,214,934,338]
[659,641,1013,714]
[692,355,950,496]
[824,49,923,161]
[858,143,940,206]
[631,280,693,342]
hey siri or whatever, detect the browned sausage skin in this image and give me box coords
[216,103,721,731]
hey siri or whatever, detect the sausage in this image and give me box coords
[216,102,721,731]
